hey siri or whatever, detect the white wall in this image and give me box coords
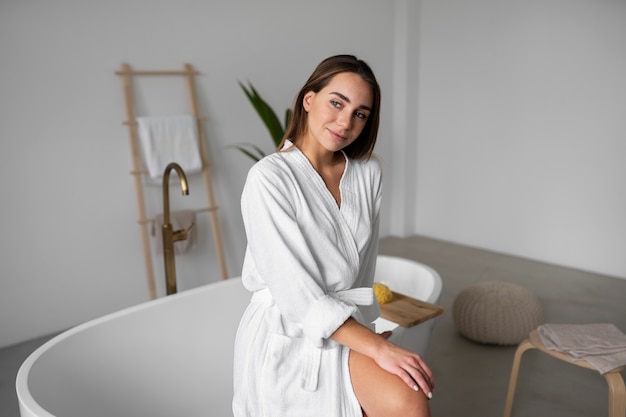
[414,0,626,279]
[1,0,624,349]
[0,0,397,347]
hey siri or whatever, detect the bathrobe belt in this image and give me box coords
[251,286,375,391]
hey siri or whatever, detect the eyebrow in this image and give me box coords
[330,92,372,111]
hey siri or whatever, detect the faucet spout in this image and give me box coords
[162,162,190,296]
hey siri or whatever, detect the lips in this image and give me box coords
[328,128,348,141]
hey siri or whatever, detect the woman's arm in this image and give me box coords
[330,317,434,397]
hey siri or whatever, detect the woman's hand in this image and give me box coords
[331,318,434,397]
[373,339,435,397]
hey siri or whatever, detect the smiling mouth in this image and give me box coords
[328,128,347,141]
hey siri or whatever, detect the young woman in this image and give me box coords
[233,55,434,417]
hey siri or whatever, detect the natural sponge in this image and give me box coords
[373,282,393,304]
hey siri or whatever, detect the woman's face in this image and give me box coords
[301,72,373,155]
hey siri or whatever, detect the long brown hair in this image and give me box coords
[279,55,381,160]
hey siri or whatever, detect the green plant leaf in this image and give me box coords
[239,81,285,146]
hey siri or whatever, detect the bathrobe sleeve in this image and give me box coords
[241,160,364,347]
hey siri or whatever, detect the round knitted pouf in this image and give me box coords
[453,281,543,346]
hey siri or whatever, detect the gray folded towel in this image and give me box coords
[538,323,626,374]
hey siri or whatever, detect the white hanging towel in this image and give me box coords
[136,115,203,180]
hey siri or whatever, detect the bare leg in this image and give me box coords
[349,349,432,417]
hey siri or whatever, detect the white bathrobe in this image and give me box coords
[233,143,382,417]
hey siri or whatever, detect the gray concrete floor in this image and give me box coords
[2,235,625,417]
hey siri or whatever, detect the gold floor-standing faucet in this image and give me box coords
[162,162,191,296]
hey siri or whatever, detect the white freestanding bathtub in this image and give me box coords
[16,255,442,417]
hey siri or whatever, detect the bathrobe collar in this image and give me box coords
[284,141,361,278]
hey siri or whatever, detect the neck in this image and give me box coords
[297,137,341,172]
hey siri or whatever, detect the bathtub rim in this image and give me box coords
[15,278,243,417]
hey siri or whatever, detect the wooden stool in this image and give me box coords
[504,329,626,417]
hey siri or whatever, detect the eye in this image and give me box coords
[330,100,342,109]
[355,111,369,120]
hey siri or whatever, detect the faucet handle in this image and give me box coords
[172,222,194,242]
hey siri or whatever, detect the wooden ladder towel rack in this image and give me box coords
[116,63,228,299]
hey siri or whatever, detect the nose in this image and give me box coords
[337,110,352,130]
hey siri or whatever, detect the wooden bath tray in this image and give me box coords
[379,291,445,328]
